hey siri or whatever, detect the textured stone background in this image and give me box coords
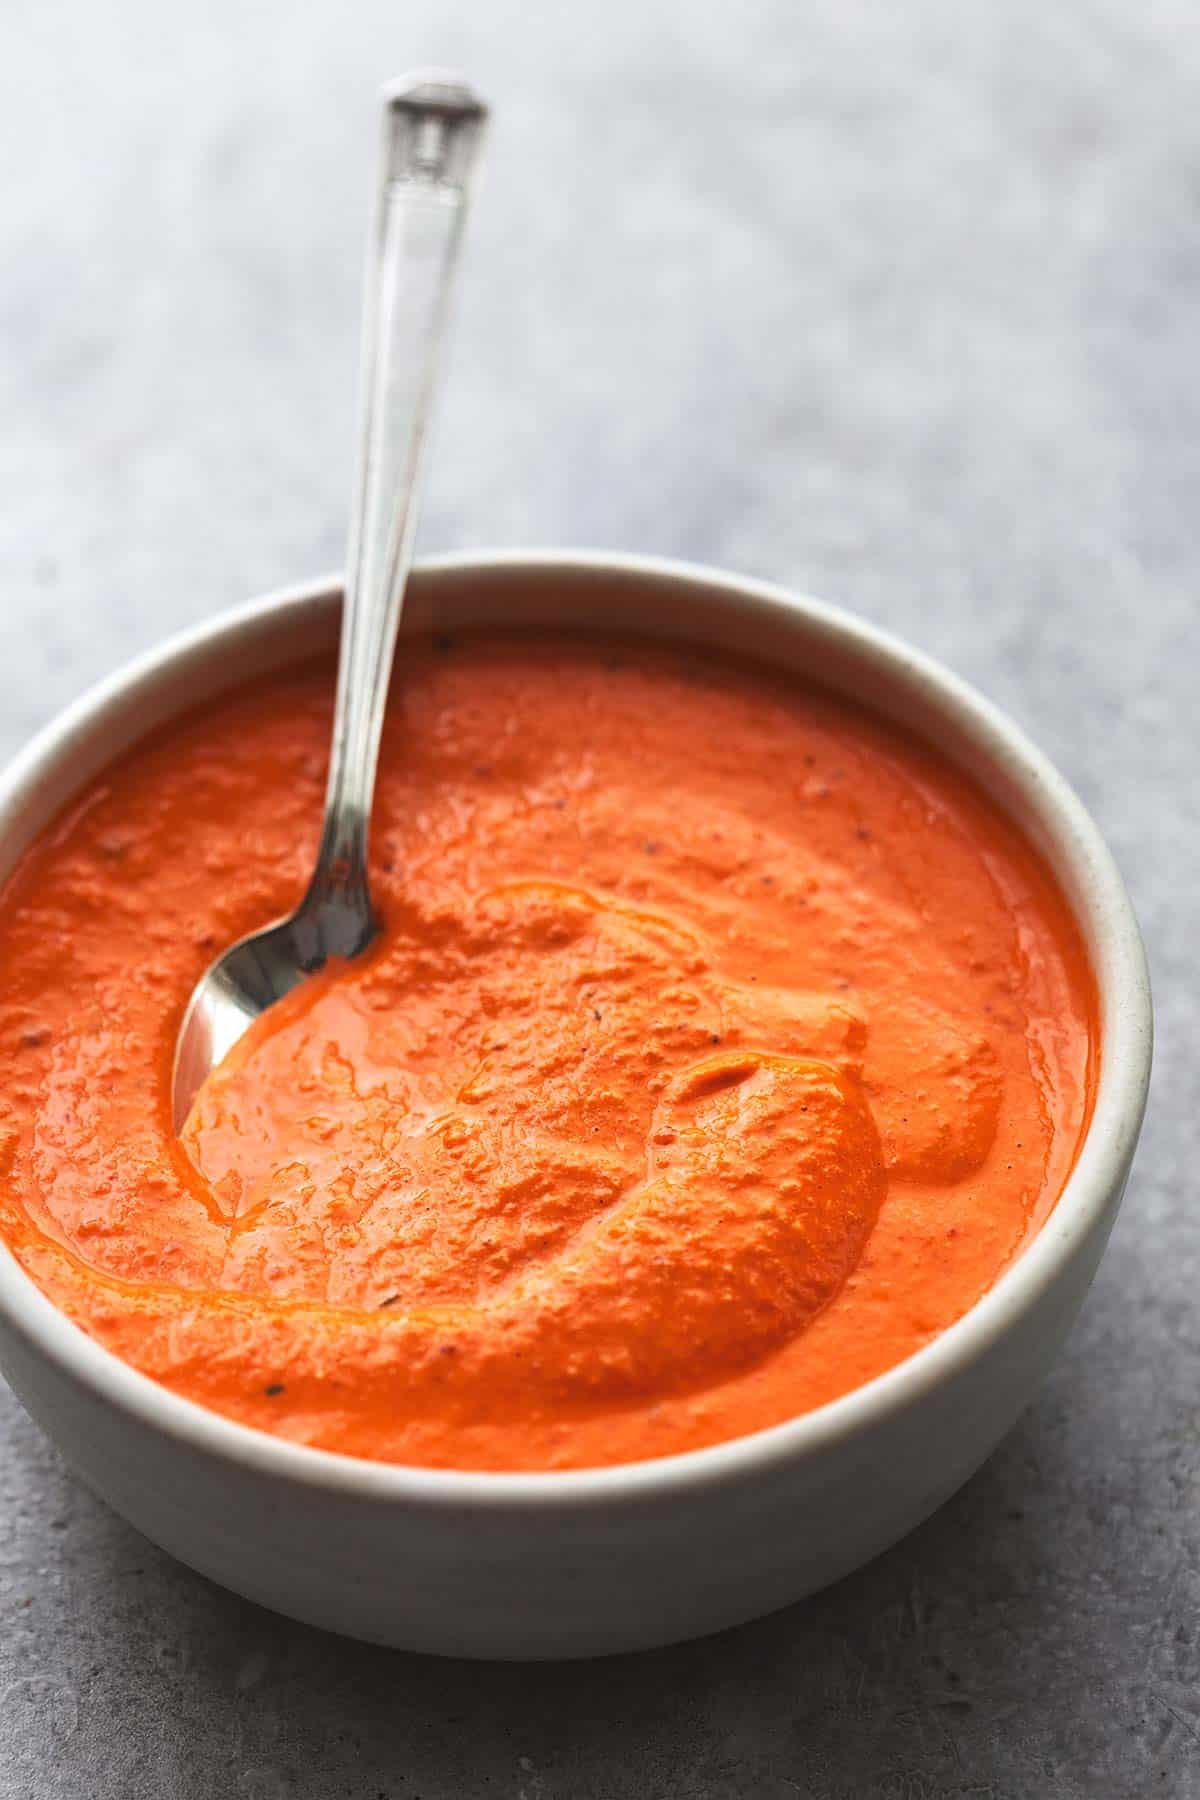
[1,2,1196,1795]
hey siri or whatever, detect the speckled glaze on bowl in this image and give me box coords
[0,554,1152,1659]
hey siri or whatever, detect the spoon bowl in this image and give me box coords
[172,889,377,1131]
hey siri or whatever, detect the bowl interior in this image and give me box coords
[0,552,1152,1498]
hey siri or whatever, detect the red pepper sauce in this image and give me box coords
[0,632,1096,1469]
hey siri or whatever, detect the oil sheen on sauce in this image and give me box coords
[0,633,1096,1470]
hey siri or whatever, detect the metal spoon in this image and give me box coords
[172,75,487,1131]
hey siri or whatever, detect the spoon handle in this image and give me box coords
[306,76,487,932]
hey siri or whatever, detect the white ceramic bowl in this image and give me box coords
[0,554,1151,1659]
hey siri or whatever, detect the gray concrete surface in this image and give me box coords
[1,2,1196,1794]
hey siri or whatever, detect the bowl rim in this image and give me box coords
[0,549,1153,1510]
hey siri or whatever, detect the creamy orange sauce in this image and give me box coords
[0,632,1096,1469]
